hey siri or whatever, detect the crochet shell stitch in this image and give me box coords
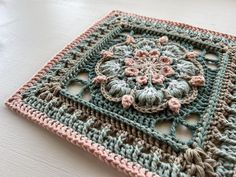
[6,10,236,177]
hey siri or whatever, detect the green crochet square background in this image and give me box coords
[59,25,226,151]
[20,12,236,177]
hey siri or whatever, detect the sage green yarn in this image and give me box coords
[21,12,236,177]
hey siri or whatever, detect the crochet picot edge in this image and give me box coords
[5,10,236,177]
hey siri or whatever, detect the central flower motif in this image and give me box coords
[93,35,205,113]
[124,49,175,86]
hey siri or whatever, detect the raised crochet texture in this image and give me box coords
[6,11,236,177]
[94,34,204,113]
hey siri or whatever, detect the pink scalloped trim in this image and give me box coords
[5,10,236,177]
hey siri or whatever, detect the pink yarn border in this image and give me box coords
[5,10,236,177]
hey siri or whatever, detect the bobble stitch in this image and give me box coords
[152,74,165,84]
[189,75,205,86]
[125,67,139,76]
[93,75,107,85]
[124,58,135,66]
[101,50,113,58]
[136,76,148,85]
[121,95,134,109]
[159,36,168,45]
[161,66,175,76]
[168,97,181,113]
[185,51,198,60]
[159,56,173,65]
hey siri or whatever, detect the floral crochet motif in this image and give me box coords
[94,35,205,113]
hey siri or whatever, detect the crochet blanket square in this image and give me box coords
[6,10,236,177]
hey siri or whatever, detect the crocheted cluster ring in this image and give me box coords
[6,10,236,177]
[94,35,204,113]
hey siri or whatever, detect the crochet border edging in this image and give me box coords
[5,99,158,177]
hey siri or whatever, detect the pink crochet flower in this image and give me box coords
[149,49,160,57]
[152,74,165,84]
[121,95,134,109]
[159,56,173,65]
[135,50,149,58]
[185,52,198,60]
[126,35,135,44]
[189,75,205,86]
[136,76,148,85]
[168,97,181,113]
[159,36,169,45]
[161,66,175,77]
[101,50,113,58]
[125,67,139,76]
[124,58,136,66]
[93,75,107,85]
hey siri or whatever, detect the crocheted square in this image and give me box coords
[6,11,236,177]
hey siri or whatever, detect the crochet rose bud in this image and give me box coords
[189,75,205,86]
[101,50,113,59]
[135,50,149,58]
[168,97,181,113]
[92,75,107,85]
[124,58,135,66]
[125,35,135,44]
[161,66,175,77]
[152,74,165,84]
[125,67,139,76]
[185,52,198,60]
[149,49,160,57]
[121,95,134,109]
[136,76,148,85]
[159,56,173,65]
[159,36,168,45]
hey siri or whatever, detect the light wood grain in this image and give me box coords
[1,0,235,176]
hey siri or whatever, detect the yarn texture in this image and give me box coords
[6,10,236,177]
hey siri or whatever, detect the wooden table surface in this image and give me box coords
[1,0,235,176]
